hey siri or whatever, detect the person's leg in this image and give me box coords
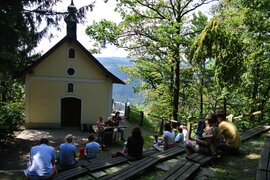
[113,128,117,141]
[120,128,125,141]
[218,141,237,155]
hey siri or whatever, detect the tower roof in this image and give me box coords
[64,0,77,39]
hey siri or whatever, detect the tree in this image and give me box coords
[190,0,270,126]
[86,0,216,121]
[190,1,245,114]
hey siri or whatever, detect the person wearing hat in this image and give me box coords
[216,109,241,154]
[59,134,77,167]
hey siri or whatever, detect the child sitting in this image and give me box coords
[78,147,85,160]
[194,119,206,139]
[175,128,184,143]
[153,135,163,151]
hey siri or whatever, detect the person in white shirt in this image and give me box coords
[180,124,188,141]
[162,123,176,150]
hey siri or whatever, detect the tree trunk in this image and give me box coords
[200,75,204,117]
[223,97,227,115]
[172,59,180,121]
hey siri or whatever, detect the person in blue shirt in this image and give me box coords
[85,135,100,159]
[25,138,56,179]
[175,127,184,143]
[60,134,77,167]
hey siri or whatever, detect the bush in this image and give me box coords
[0,102,24,143]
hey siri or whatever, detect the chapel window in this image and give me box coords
[68,48,75,59]
[67,67,75,76]
[67,83,74,93]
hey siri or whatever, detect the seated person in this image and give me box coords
[180,124,188,141]
[216,109,241,154]
[85,135,100,159]
[185,113,221,157]
[78,147,85,160]
[59,134,77,167]
[175,128,184,143]
[112,111,125,141]
[153,134,164,151]
[195,113,222,156]
[112,126,144,159]
[97,117,105,133]
[96,116,105,144]
[126,126,144,158]
[105,116,115,127]
[194,120,206,139]
[25,138,56,179]
[163,123,176,150]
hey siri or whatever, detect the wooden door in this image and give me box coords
[61,97,81,127]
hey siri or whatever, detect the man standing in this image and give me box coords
[85,135,100,159]
[60,134,77,167]
[25,138,56,179]
[216,109,241,154]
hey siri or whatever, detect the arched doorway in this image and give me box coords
[61,97,81,127]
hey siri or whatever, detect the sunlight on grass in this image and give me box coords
[213,167,226,173]
[245,153,260,160]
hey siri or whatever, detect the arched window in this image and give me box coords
[67,83,74,93]
[68,48,75,59]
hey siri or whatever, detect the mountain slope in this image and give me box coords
[97,57,144,105]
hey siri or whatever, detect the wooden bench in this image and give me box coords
[157,152,213,180]
[240,125,270,141]
[100,157,158,180]
[53,148,159,180]
[256,135,270,180]
[157,125,270,180]
[54,156,128,180]
[185,153,213,165]
[99,145,185,180]
[157,160,200,180]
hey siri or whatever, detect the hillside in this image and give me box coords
[97,57,144,105]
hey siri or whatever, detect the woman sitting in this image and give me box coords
[112,126,144,159]
[163,123,176,150]
[126,126,144,158]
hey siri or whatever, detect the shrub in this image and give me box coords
[0,102,24,143]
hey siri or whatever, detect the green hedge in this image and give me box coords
[0,102,24,143]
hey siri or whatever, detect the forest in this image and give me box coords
[0,0,270,140]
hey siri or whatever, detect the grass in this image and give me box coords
[128,110,160,132]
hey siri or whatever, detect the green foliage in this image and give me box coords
[0,102,24,143]
[128,108,160,132]
[86,0,216,120]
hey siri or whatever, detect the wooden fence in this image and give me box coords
[125,105,192,136]
[125,105,270,138]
